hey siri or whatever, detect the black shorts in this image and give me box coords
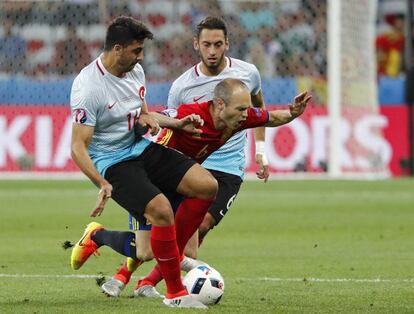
[105,143,196,224]
[207,169,243,226]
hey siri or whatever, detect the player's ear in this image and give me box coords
[193,37,199,51]
[113,44,123,55]
[225,39,229,50]
[217,98,225,110]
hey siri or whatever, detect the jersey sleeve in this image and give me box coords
[160,105,188,119]
[167,80,182,109]
[241,107,269,129]
[70,77,101,127]
[249,64,262,96]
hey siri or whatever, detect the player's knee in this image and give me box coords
[184,247,197,259]
[145,196,174,226]
[198,174,218,199]
[136,248,154,262]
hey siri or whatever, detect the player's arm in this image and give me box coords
[251,90,269,182]
[265,91,312,127]
[137,100,160,136]
[149,111,204,135]
[71,123,112,217]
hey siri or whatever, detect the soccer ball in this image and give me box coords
[183,265,225,305]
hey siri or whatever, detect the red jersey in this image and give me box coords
[157,101,269,163]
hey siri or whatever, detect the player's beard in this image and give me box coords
[200,51,225,72]
[126,60,138,72]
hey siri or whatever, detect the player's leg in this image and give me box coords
[198,169,243,245]
[105,193,184,298]
[70,158,158,270]
[142,144,209,307]
[101,227,153,297]
[137,170,240,293]
[183,230,198,259]
[100,257,143,297]
[173,164,218,257]
[135,165,219,293]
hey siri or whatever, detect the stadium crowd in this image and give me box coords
[1,0,326,80]
[0,0,410,81]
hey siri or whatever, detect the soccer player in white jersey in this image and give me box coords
[69,16,220,309]
[101,16,272,298]
[167,16,269,246]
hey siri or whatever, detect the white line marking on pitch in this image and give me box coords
[0,274,413,283]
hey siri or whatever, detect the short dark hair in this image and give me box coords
[195,16,228,39]
[214,78,248,104]
[104,16,153,51]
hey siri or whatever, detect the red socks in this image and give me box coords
[114,259,143,284]
[136,264,163,289]
[174,198,214,256]
[150,225,186,298]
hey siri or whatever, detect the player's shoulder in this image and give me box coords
[228,57,259,73]
[177,101,200,112]
[130,62,145,78]
[73,58,104,90]
[71,59,105,101]
[172,64,199,86]
[176,101,207,116]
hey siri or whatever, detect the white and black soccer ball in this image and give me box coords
[183,265,225,305]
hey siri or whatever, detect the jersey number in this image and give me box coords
[195,144,209,160]
[127,110,139,131]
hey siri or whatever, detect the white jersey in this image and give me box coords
[70,56,151,175]
[167,57,261,179]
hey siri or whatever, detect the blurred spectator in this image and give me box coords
[0,20,26,74]
[245,39,273,78]
[276,10,316,76]
[226,14,249,60]
[0,1,32,25]
[52,25,91,75]
[189,0,221,31]
[311,15,327,76]
[128,0,192,39]
[238,2,275,34]
[376,13,405,77]
[244,26,280,78]
[156,31,197,80]
[57,1,100,25]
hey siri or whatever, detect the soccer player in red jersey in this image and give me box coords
[156,79,307,164]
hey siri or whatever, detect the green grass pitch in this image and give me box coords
[0,179,413,313]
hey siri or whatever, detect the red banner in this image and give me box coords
[0,105,409,176]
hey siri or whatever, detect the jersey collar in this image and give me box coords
[194,56,232,77]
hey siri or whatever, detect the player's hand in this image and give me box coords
[177,114,204,135]
[90,181,112,217]
[138,113,160,136]
[289,91,312,118]
[255,153,269,182]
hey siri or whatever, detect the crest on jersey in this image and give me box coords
[138,86,146,101]
[75,108,87,124]
[252,107,261,117]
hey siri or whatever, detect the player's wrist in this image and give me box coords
[255,141,265,155]
[255,141,269,166]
